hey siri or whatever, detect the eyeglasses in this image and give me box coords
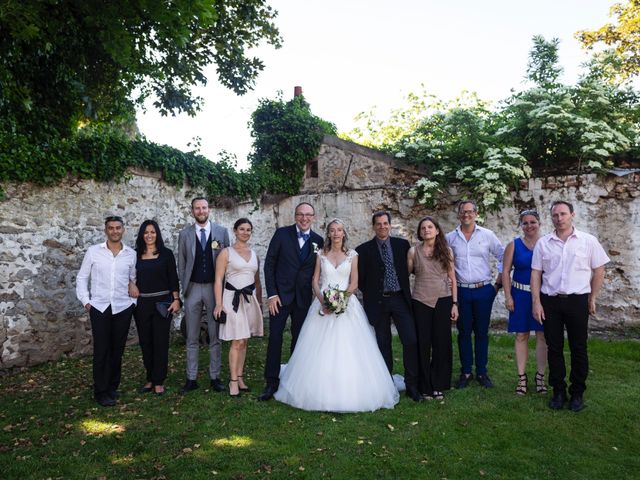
[105,215,123,223]
[459,210,476,216]
[295,213,315,218]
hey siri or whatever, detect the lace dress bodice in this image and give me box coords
[319,250,357,291]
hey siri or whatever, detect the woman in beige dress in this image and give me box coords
[214,218,263,397]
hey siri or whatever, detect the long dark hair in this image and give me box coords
[416,216,452,271]
[135,220,166,257]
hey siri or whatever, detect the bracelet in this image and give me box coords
[452,301,458,305]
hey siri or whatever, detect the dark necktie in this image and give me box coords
[200,228,207,251]
[298,231,310,242]
[381,242,400,292]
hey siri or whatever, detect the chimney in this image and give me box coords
[294,86,303,97]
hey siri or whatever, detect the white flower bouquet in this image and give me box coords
[321,284,351,316]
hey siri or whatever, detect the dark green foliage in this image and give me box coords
[0,94,334,201]
[0,0,282,138]
[249,94,336,195]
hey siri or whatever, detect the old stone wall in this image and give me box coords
[1,155,638,368]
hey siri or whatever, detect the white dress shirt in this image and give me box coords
[531,228,609,295]
[446,225,504,284]
[76,242,137,313]
[296,226,311,249]
[195,222,211,243]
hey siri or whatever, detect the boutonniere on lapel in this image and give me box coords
[311,242,320,254]
[211,240,221,250]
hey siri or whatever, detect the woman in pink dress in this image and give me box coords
[214,218,263,397]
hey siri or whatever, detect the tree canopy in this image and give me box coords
[0,0,282,137]
[345,35,640,212]
[577,0,640,79]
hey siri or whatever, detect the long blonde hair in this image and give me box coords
[323,218,349,253]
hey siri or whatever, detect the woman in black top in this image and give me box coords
[133,220,180,395]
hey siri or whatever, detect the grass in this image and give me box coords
[1,331,639,479]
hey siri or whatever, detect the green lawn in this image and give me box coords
[1,332,638,479]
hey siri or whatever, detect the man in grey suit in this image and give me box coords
[177,197,230,394]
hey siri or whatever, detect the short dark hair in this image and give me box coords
[104,215,124,226]
[372,211,391,225]
[191,197,208,208]
[135,219,166,256]
[457,200,477,214]
[233,217,253,230]
[550,200,574,213]
[294,202,315,214]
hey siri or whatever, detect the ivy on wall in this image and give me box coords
[0,95,335,201]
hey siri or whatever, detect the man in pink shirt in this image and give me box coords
[531,201,609,412]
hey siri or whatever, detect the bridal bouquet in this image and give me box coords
[321,285,351,316]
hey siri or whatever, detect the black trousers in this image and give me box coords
[264,301,309,388]
[413,297,453,394]
[374,294,419,389]
[90,304,134,396]
[541,293,589,396]
[134,298,172,385]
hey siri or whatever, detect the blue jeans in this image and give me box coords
[457,284,496,376]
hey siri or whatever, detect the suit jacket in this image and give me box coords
[264,224,324,309]
[356,236,412,324]
[177,220,230,295]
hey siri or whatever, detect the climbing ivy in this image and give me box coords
[0,95,334,201]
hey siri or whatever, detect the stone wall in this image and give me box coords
[1,144,639,368]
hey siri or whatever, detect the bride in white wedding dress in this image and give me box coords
[274,219,399,412]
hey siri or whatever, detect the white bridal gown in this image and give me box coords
[274,250,399,412]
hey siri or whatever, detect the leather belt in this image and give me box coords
[456,280,491,289]
[382,291,402,297]
[511,281,531,292]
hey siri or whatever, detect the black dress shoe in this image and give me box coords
[569,394,586,412]
[108,390,120,400]
[179,379,199,395]
[95,394,116,407]
[548,391,568,410]
[210,378,226,392]
[257,385,278,401]
[477,374,494,389]
[405,388,424,402]
[456,373,474,389]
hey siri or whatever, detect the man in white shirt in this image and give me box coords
[531,200,609,412]
[446,200,504,389]
[76,215,137,407]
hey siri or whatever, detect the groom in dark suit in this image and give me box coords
[356,211,422,402]
[258,202,324,401]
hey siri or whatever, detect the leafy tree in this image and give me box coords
[577,0,640,79]
[527,35,563,88]
[0,0,282,137]
[249,94,336,195]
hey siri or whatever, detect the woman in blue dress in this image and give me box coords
[502,209,548,395]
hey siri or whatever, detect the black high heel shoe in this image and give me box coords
[229,379,241,397]
[237,375,251,392]
[535,371,548,394]
[515,373,528,396]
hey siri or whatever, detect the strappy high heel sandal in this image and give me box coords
[229,379,241,397]
[237,375,251,392]
[515,373,528,396]
[535,371,548,394]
